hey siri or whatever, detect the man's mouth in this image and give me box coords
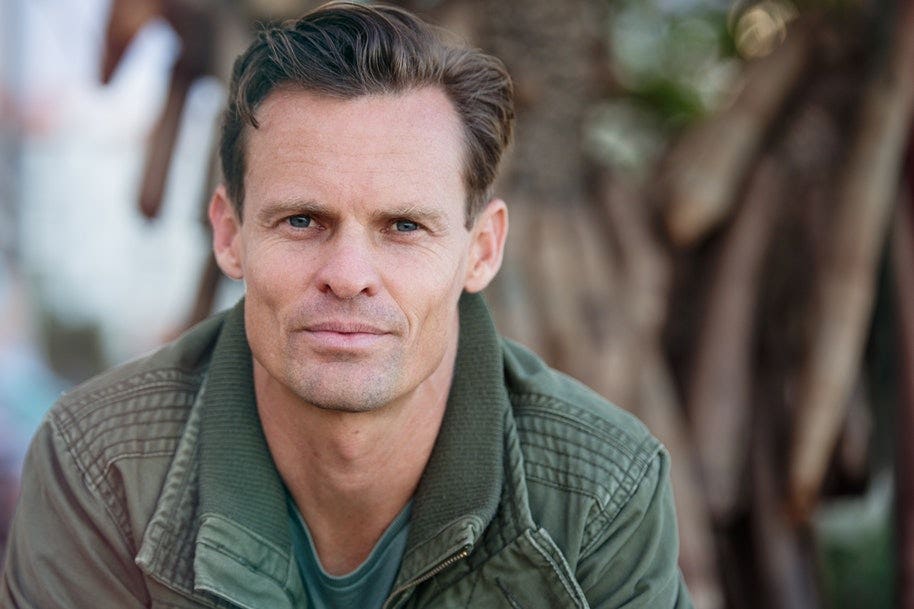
[300,321,391,351]
[305,321,388,334]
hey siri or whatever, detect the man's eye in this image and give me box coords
[394,220,419,232]
[288,215,312,228]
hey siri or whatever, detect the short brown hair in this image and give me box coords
[219,1,514,226]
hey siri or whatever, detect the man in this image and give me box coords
[0,3,692,608]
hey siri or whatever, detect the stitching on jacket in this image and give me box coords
[495,577,526,609]
[56,372,202,435]
[49,418,139,560]
[513,422,644,465]
[85,436,185,484]
[54,378,199,458]
[513,405,654,483]
[97,449,180,487]
[64,391,195,439]
[523,471,616,544]
[463,570,481,608]
[523,460,614,499]
[512,399,648,457]
[195,538,287,588]
[77,406,193,441]
[153,427,202,588]
[52,381,200,484]
[579,446,662,557]
[50,368,205,574]
[513,398,647,455]
[511,394,664,557]
[146,521,188,589]
[526,434,647,506]
[514,434,640,491]
[61,372,200,421]
[524,531,586,609]
[513,414,652,496]
[523,474,601,502]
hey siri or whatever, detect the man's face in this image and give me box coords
[210,87,505,412]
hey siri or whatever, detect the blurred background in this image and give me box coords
[1,0,912,607]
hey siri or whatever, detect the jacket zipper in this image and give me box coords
[381,546,471,609]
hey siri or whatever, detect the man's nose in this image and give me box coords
[314,231,380,299]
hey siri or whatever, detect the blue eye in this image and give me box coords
[288,215,312,228]
[394,220,419,232]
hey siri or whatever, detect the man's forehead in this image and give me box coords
[252,85,462,136]
[241,86,469,219]
[244,86,465,174]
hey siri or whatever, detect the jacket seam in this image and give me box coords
[84,437,185,484]
[510,390,663,557]
[523,460,617,502]
[579,442,661,557]
[523,474,616,549]
[463,570,481,608]
[513,402,647,455]
[512,406,650,464]
[66,403,194,448]
[147,432,202,594]
[524,531,586,609]
[514,422,646,459]
[524,474,601,502]
[97,449,179,487]
[494,577,526,609]
[57,382,200,467]
[51,372,201,484]
[49,417,139,559]
[194,538,288,588]
[59,371,202,427]
[78,408,194,439]
[64,372,199,405]
[51,372,205,584]
[516,434,644,489]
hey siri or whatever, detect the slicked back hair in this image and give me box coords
[219,1,515,227]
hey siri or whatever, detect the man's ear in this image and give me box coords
[464,198,508,293]
[209,185,244,280]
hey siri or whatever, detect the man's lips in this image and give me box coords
[299,321,393,350]
[304,321,389,334]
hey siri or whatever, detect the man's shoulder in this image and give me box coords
[501,337,660,460]
[500,338,664,552]
[45,310,228,485]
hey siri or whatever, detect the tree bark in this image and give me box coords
[788,0,914,518]
[893,184,914,609]
[687,156,785,523]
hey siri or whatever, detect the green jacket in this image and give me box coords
[0,293,691,609]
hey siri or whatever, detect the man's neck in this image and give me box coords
[254,337,456,576]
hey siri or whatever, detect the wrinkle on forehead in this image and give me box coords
[243,87,467,222]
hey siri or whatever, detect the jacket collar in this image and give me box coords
[137,292,516,606]
[393,291,509,587]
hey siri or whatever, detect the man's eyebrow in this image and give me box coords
[254,199,451,230]
[371,204,448,229]
[254,199,332,224]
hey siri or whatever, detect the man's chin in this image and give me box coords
[299,389,396,413]
[289,368,399,413]
[307,399,389,413]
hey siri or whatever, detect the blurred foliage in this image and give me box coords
[594,0,738,174]
[814,473,895,609]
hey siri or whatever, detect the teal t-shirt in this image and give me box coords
[287,495,412,609]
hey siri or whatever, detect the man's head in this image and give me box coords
[219,1,514,227]
[209,2,514,414]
